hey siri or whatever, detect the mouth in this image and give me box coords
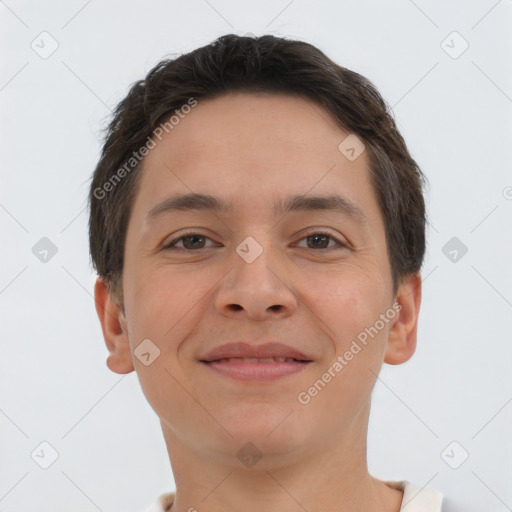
[206,356,308,364]
[200,356,313,381]
[199,341,314,381]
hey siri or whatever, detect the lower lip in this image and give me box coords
[202,360,311,381]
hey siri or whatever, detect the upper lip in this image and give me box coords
[200,341,313,362]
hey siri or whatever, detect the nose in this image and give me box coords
[213,236,298,321]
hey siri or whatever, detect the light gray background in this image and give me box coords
[1,1,511,511]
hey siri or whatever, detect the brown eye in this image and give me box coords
[162,231,346,252]
[163,234,215,251]
[296,232,346,250]
[307,234,331,249]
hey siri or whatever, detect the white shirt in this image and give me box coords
[144,479,443,511]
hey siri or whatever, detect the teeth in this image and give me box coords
[214,357,299,364]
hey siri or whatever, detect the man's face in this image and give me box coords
[108,92,407,462]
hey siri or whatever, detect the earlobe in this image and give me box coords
[94,276,135,374]
[384,272,422,365]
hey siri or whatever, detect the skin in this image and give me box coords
[94,92,421,512]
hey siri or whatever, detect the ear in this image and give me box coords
[384,271,422,365]
[94,276,134,374]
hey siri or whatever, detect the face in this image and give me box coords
[96,92,420,467]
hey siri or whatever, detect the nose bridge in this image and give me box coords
[214,230,295,317]
[232,231,279,289]
[236,232,270,265]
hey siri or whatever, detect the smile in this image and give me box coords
[202,358,312,381]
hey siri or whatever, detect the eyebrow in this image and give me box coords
[146,192,367,224]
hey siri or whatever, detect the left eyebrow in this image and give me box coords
[275,193,367,225]
[145,192,367,226]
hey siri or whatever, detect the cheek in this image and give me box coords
[122,267,201,424]
[297,275,389,426]
[310,267,388,347]
[121,267,185,398]
[125,261,200,334]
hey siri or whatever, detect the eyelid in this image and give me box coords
[161,229,216,250]
[161,228,349,251]
[296,229,349,250]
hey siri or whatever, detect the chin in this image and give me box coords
[213,415,311,458]
[204,431,311,471]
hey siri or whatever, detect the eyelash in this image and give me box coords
[162,230,347,252]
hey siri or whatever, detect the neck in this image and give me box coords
[159,405,403,512]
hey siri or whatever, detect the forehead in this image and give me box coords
[150,92,351,165]
[128,92,383,231]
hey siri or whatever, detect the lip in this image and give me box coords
[200,341,312,362]
[199,341,313,382]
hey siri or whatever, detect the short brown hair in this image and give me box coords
[88,33,427,306]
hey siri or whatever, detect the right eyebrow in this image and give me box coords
[145,192,368,227]
[146,193,234,222]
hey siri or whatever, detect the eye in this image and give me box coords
[162,232,217,251]
[162,230,347,252]
[295,231,347,250]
